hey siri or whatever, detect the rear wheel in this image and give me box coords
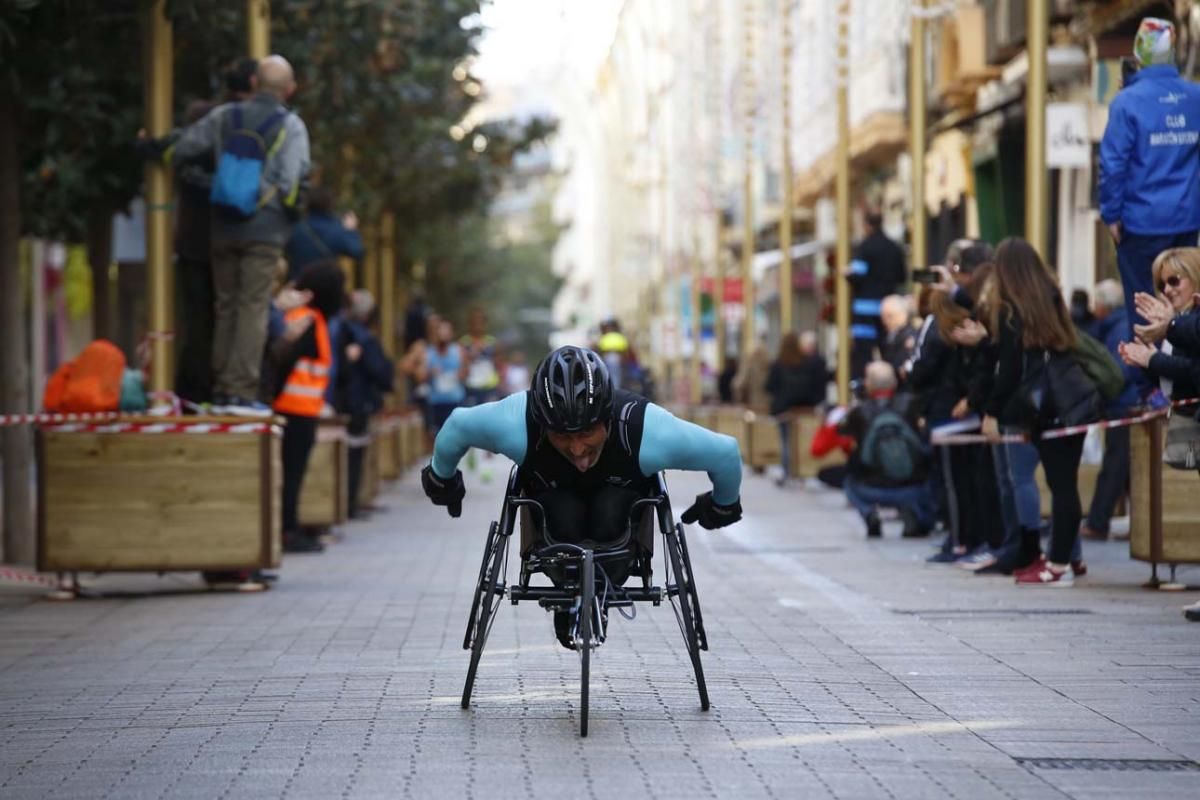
[578,549,594,737]
[461,523,508,709]
[666,525,709,711]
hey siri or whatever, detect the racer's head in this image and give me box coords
[531,346,614,472]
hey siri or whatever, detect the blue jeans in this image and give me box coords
[1117,230,1198,390]
[778,421,791,477]
[844,477,936,529]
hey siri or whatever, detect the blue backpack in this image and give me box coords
[210,105,288,219]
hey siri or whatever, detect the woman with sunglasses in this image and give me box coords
[1118,248,1200,406]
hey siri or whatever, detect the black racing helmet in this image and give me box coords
[530,346,614,433]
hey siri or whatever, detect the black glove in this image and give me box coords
[421,465,465,518]
[680,492,742,530]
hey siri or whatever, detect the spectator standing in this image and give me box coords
[847,212,907,379]
[418,319,467,437]
[172,99,218,407]
[284,185,364,282]
[733,338,772,413]
[1099,17,1200,397]
[158,56,310,416]
[838,361,934,538]
[717,357,739,404]
[335,290,394,519]
[765,331,827,485]
[1081,279,1139,540]
[460,307,501,406]
[879,294,919,381]
[1120,248,1200,406]
[981,238,1092,586]
[269,262,343,553]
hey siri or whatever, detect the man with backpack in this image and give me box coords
[145,55,310,416]
[838,361,933,538]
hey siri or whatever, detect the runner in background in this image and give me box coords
[460,307,502,407]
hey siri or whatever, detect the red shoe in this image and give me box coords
[1071,559,1087,577]
[1015,562,1074,587]
[1013,554,1047,579]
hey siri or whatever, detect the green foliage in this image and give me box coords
[5,0,560,344]
[418,185,562,360]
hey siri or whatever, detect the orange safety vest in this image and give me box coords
[273,307,331,417]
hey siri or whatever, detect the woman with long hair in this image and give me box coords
[981,238,1087,586]
[765,330,826,486]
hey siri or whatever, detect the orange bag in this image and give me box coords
[42,340,126,413]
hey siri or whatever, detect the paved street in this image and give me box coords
[1,463,1198,799]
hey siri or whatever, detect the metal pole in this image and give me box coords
[144,0,174,407]
[247,0,270,59]
[779,0,794,337]
[1025,0,1048,258]
[835,0,851,405]
[909,0,927,272]
[379,212,397,359]
[741,0,756,358]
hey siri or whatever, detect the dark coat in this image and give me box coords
[765,355,827,415]
[1148,308,1200,404]
[334,320,394,417]
[849,230,907,300]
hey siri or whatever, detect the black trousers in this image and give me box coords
[174,256,214,403]
[1035,433,1086,564]
[346,413,369,517]
[282,414,318,534]
[529,484,644,586]
[1085,427,1130,534]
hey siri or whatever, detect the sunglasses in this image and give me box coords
[1158,274,1184,291]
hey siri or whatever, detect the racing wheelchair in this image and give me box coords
[460,467,709,736]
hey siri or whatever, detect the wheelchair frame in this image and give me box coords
[460,466,709,737]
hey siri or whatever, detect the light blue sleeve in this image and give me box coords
[430,392,528,478]
[638,403,742,506]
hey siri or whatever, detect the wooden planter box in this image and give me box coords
[380,418,402,481]
[1130,417,1200,566]
[713,407,750,463]
[37,419,281,573]
[748,413,782,470]
[359,435,380,508]
[400,414,424,470]
[788,412,845,479]
[298,421,348,527]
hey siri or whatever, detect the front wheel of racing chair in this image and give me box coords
[660,488,710,711]
[461,511,511,710]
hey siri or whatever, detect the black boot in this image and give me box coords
[866,510,882,538]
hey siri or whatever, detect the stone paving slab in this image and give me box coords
[1,461,1197,799]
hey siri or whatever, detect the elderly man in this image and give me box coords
[155,55,311,416]
[879,294,919,381]
[838,361,933,538]
[1100,18,1200,399]
[1081,280,1139,541]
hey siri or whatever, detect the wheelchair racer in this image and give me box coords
[421,345,743,647]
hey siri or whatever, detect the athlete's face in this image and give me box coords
[547,423,608,472]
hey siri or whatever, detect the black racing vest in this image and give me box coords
[519,390,653,495]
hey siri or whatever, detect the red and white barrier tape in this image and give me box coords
[932,397,1200,446]
[41,421,279,435]
[0,566,58,588]
[0,412,122,428]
